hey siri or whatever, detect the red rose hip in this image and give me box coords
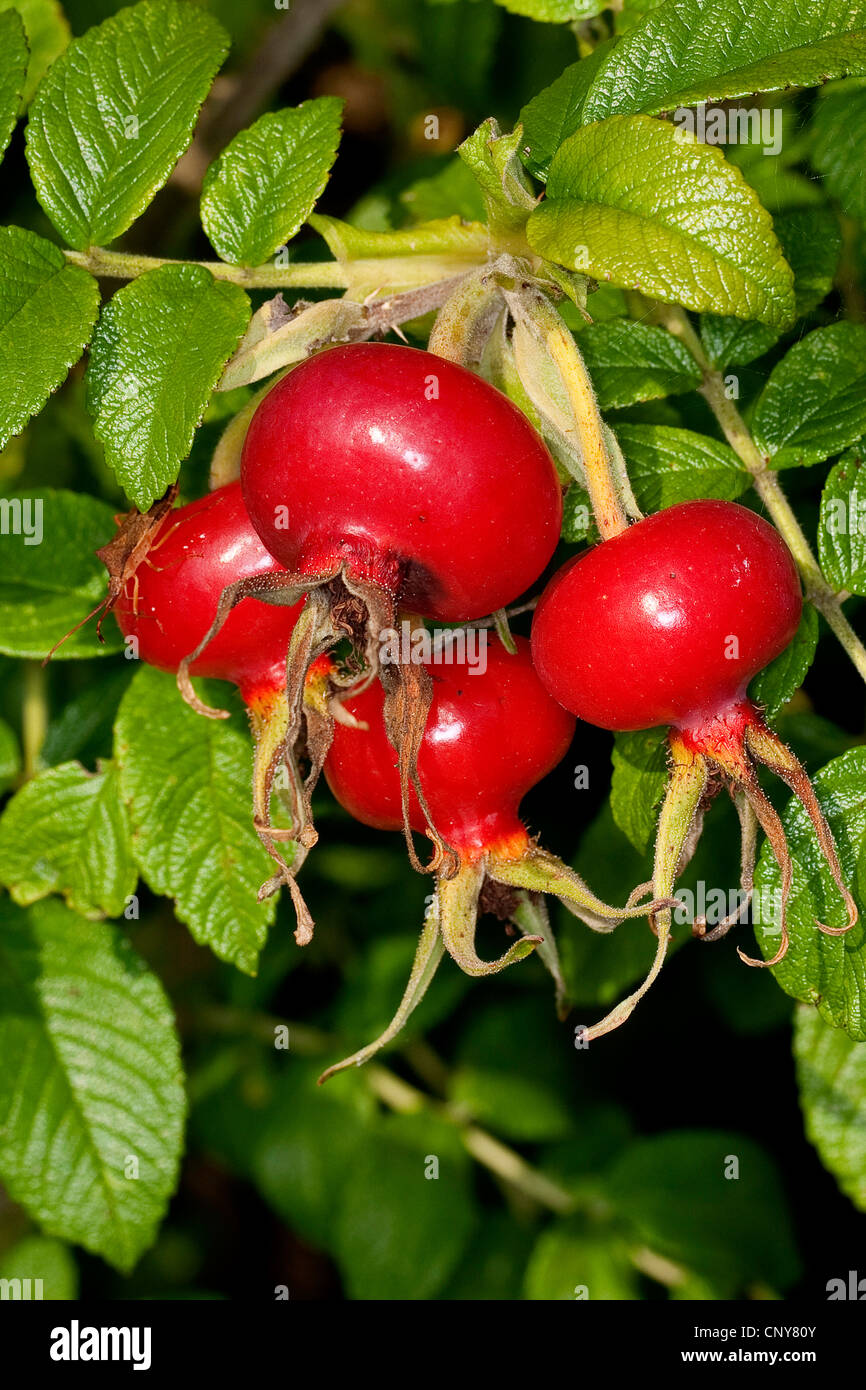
[241,342,563,622]
[113,483,315,943]
[531,500,802,732]
[326,636,575,861]
[114,482,302,710]
[318,636,674,1082]
[530,498,855,1038]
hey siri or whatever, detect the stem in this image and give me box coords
[188,1005,333,1054]
[506,283,628,538]
[364,1065,577,1215]
[192,1004,579,1217]
[65,245,488,294]
[427,269,503,365]
[21,661,47,781]
[545,321,627,538]
[654,302,866,686]
[65,246,349,288]
[461,1126,576,1215]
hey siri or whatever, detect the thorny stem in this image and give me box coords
[652,302,866,686]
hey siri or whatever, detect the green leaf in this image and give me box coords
[334,1111,477,1300]
[0,718,21,793]
[0,10,27,159]
[442,1214,534,1300]
[699,315,777,370]
[0,897,185,1271]
[611,726,669,855]
[752,323,866,468]
[524,1222,639,1300]
[458,119,536,236]
[794,1004,866,1212]
[41,667,133,768]
[0,1234,78,1299]
[0,0,70,107]
[25,0,228,249]
[753,746,866,1039]
[615,423,751,512]
[251,1065,373,1250]
[114,666,279,975]
[748,604,819,721]
[721,107,823,217]
[818,444,866,595]
[698,204,839,363]
[86,264,249,509]
[775,207,842,318]
[605,1131,801,1295]
[698,205,840,368]
[415,0,500,109]
[454,996,577,1104]
[527,116,795,329]
[201,98,343,267]
[614,0,667,33]
[540,1104,634,1183]
[399,157,486,225]
[0,488,122,660]
[494,0,603,20]
[561,481,594,543]
[0,761,137,919]
[0,226,99,451]
[578,321,701,410]
[518,42,614,181]
[811,79,866,224]
[581,0,866,121]
[450,1066,575,1143]
[309,211,487,262]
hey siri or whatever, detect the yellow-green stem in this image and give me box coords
[21,661,47,782]
[364,1064,577,1214]
[191,1004,579,1216]
[653,302,866,687]
[65,245,487,293]
[529,291,628,538]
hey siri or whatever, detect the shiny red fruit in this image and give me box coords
[531,500,802,733]
[325,637,575,859]
[241,343,562,620]
[114,483,303,708]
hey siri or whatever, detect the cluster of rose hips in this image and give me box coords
[108,342,856,1077]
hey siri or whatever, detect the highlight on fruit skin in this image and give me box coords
[184,341,564,872]
[531,498,858,1037]
[318,635,675,1082]
[109,482,319,942]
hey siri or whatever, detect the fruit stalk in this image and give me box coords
[505,281,629,539]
